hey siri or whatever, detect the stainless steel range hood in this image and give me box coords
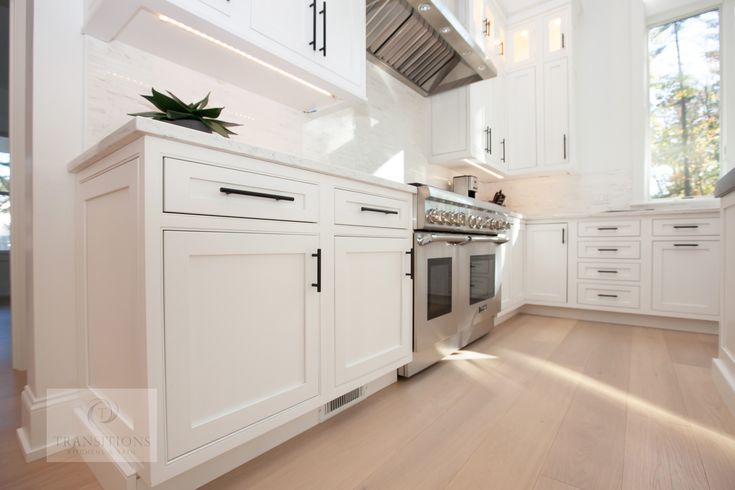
[366,0,498,96]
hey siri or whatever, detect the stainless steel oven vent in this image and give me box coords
[366,0,497,96]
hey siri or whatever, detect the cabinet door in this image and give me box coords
[164,231,320,459]
[652,241,720,316]
[525,223,568,304]
[543,58,569,166]
[506,67,538,170]
[543,8,570,61]
[508,20,539,68]
[486,75,507,168]
[500,224,524,311]
[334,236,412,387]
[317,0,365,87]
[250,1,313,59]
[431,87,470,158]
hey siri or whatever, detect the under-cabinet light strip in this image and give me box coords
[157,14,335,99]
[463,159,504,180]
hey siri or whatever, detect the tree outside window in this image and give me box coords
[648,10,721,199]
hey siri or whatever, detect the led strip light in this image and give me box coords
[463,159,504,180]
[158,14,335,99]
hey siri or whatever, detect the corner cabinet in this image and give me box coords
[70,122,414,486]
[83,0,366,113]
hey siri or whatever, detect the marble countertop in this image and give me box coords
[522,204,720,221]
[67,118,418,194]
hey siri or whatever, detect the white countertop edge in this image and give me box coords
[522,205,721,221]
[67,118,418,194]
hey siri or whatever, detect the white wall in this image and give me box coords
[478,0,644,217]
[85,38,455,189]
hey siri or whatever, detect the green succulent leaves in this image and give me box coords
[128,88,241,138]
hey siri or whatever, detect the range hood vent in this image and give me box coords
[366,0,497,96]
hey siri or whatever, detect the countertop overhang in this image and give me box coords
[716,167,735,198]
[67,118,418,194]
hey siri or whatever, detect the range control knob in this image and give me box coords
[468,215,477,228]
[426,209,440,224]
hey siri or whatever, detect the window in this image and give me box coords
[648,10,721,199]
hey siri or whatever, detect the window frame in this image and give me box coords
[644,4,725,203]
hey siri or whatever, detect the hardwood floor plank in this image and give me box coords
[674,363,735,490]
[539,323,632,490]
[534,476,582,490]
[663,330,716,368]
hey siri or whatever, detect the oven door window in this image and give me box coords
[470,254,495,305]
[427,257,453,320]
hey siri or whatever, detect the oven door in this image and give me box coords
[413,233,465,352]
[457,235,505,347]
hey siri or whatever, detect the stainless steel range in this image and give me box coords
[399,185,511,377]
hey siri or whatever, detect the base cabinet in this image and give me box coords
[334,236,413,387]
[525,223,568,304]
[652,240,720,316]
[500,221,525,313]
[162,231,321,459]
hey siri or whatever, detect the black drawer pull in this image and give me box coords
[598,270,619,274]
[406,249,414,278]
[308,2,317,50]
[311,249,322,292]
[673,225,699,229]
[361,206,398,215]
[598,248,619,252]
[597,227,619,231]
[319,1,327,56]
[598,294,618,298]
[220,187,295,202]
[674,243,699,247]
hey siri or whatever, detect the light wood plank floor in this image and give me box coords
[2,314,735,490]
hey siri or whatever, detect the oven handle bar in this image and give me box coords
[416,234,509,246]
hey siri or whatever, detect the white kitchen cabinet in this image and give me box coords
[500,221,525,313]
[429,78,506,174]
[543,58,569,166]
[542,8,570,61]
[652,240,720,316]
[84,0,366,112]
[507,19,540,69]
[463,0,506,64]
[506,66,538,170]
[334,236,413,387]
[525,223,568,304]
[163,230,321,459]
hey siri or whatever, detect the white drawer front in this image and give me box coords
[577,283,641,309]
[578,241,641,259]
[577,262,642,282]
[652,217,720,236]
[334,189,411,229]
[164,157,319,222]
[578,220,641,237]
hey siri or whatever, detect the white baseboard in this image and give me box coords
[519,305,719,334]
[713,348,735,418]
[17,386,81,462]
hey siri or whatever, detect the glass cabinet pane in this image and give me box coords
[427,257,453,320]
[470,254,496,304]
[548,17,563,53]
[513,29,531,63]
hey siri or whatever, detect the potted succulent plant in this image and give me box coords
[129,88,241,138]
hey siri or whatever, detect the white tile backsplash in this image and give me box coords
[84,37,455,189]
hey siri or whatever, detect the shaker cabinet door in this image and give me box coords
[525,223,568,304]
[163,231,320,459]
[333,236,413,387]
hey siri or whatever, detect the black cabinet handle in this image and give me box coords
[562,33,566,49]
[309,2,317,50]
[598,270,619,274]
[311,249,322,292]
[483,18,490,37]
[361,206,398,215]
[674,243,699,247]
[597,227,618,231]
[319,2,327,56]
[501,138,506,162]
[406,249,414,278]
[598,248,619,252]
[598,294,618,298]
[563,134,567,160]
[488,127,492,154]
[220,187,295,202]
[562,228,565,244]
[673,225,699,229]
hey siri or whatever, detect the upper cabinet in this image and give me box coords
[83,0,366,113]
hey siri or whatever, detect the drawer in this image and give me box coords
[164,157,319,222]
[334,189,411,229]
[652,217,720,236]
[578,220,640,237]
[577,262,641,282]
[577,283,641,309]
[578,241,641,259]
